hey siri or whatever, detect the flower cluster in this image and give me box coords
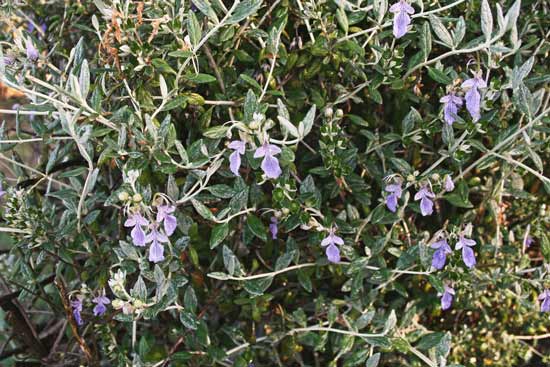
[390,0,415,38]
[70,290,110,326]
[124,203,177,263]
[228,138,282,179]
[439,71,489,125]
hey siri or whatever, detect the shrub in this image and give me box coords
[0,0,549,366]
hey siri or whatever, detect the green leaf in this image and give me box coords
[427,67,453,84]
[187,11,202,46]
[191,199,216,221]
[185,73,217,84]
[429,15,453,48]
[243,277,273,296]
[416,332,446,350]
[203,125,229,138]
[246,214,267,241]
[210,223,229,249]
[179,311,199,330]
[227,0,262,24]
[366,353,381,367]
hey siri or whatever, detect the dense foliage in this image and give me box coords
[0,0,549,366]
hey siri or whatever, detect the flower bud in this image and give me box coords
[118,191,129,202]
[324,107,333,118]
[335,109,344,119]
[132,193,142,202]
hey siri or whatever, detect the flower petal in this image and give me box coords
[326,243,341,263]
[462,246,476,268]
[386,193,398,212]
[261,155,282,179]
[149,241,165,263]
[420,197,434,216]
[229,150,242,176]
[131,225,147,246]
[254,145,267,158]
[465,88,481,122]
[441,291,453,310]
[164,215,177,236]
[393,11,410,38]
[431,248,447,270]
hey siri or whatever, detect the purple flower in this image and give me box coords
[430,239,452,270]
[444,175,455,192]
[228,140,246,176]
[440,285,455,310]
[2,56,14,67]
[523,234,534,248]
[124,212,149,247]
[539,289,550,312]
[26,40,39,62]
[28,21,47,35]
[461,73,487,122]
[92,292,110,316]
[414,186,435,216]
[146,226,169,263]
[385,183,403,213]
[254,142,282,179]
[269,217,278,239]
[439,92,463,125]
[321,228,344,263]
[390,0,415,38]
[157,205,177,236]
[455,235,476,268]
[71,298,84,326]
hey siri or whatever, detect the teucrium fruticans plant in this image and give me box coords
[0,0,549,366]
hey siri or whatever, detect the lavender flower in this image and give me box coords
[439,92,463,125]
[385,183,403,213]
[539,289,550,312]
[124,212,149,247]
[321,228,344,263]
[254,141,282,179]
[389,0,415,38]
[71,298,84,326]
[444,175,455,192]
[461,73,487,122]
[440,285,455,310]
[26,40,39,62]
[269,217,278,239]
[92,292,110,316]
[455,235,476,268]
[156,205,177,236]
[147,226,169,263]
[228,140,246,176]
[1,56,15,67]
[523,234,534,248]
[414,186,435,216]
[430,239,452,270]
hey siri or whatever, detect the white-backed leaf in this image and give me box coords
[79,59,90,100]
[159,74,168,99]
[480,0,493,41]
[278,115,299,138]
[504,0,521,32]
[453,17,466,47]
[298,105,316,138]
[496,4,505,32]
[429,15,453,48]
